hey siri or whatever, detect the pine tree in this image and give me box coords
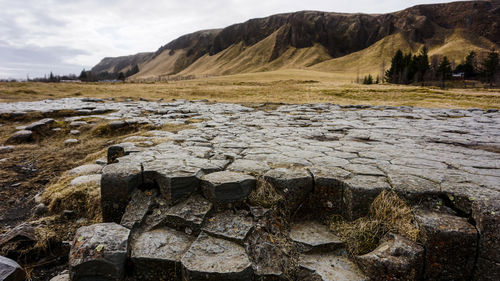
[437,56,452,88]
[481,49,499,86]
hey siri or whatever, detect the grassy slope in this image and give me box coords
[1,69,499,109]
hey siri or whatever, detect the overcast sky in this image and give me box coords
[0,0,458,79]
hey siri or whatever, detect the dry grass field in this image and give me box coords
[1,69,499,109]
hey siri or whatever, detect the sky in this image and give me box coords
[0,0,458,79]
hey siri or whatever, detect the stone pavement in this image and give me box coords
[1,98,499,280]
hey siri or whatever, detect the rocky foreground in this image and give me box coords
[0,98,499,281]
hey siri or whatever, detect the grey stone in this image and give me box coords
[415,209,477,281]
[69,223,130,281]
[0,146,14,154]
[343,175,391,220]
[70,129,80,135]
[263,168,313,212]
[308,166,350,215]
[6,130,33,144]
[290,221,343,253]
[181,232,253,280]
[108,120,127,130]
[68,164,103,176]
[202,210,254,243]
[69,174,101,186]
[227,159,270,175]
[69,121,88,127]
[298,251,368,281]
[356,233,424,281]
[201,171,256,204]
[131,227,194,281]
[0,255,26,281]
[64,138,79,145]
[163,194,212,234]
[120,189,157,230]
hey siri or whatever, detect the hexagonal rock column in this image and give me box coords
[200,171,256,205]
[0,256,26,281]
[163,194,212,235]
[355,233,424,281]
[415,210,478,281]
[342,175,391,220]
[101,162,141,222]
[472,199,500,281]
[131,227,195,281]
[290,221,344,253]
[202,210,254,243]
[69,223,130,281]
[298,251,368,281]
[263,168,313,213]
[181,232,253,280]
[308,167,351,216]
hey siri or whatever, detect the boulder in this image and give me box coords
[356,233,424,281]
[0,146,14,154]
[0,256,26,281]
[416,209,477,281]
[181,232,253,280]
[290,221,343,253]
[69,174,101,186]
[69,164,103,176]
[69,223,130,281]
[64,138,80,146]
[202,210,254,243]
[5,130,33,144]
[201,171,256,204]
[25,118,54,133]
[131,227,194,280]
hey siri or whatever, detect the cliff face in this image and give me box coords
[92,1,500,80]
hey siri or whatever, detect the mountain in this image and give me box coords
[91,0,500,81]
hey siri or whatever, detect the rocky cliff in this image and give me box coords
[91,0,500,80]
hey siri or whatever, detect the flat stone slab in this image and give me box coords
[6,130,33,144]
[202,210,254,243]
[290,221,343,252]
[131,227,194,280]
[181,232,253,280]
[0,255,26,281]
[201,171,256,204]
[69,223,130,281]
[163,194,212,234]
[298,251,368,281]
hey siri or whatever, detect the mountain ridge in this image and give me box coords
[91,0,500,81]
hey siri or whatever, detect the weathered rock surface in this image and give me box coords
[69,174,101,186]
[49,273,69,281]
[69,164,103,176]
[0,255,26,281]
[131,227,194,280]
[69,223,130,281]
[356,233,424,281]
[298,251,368,281]
[201,171,256,204]
[5,130,33,144]
[202,210,254,243]
[290,221,343,253]
[181,232,253,280]
[163,194,212,234]
[415,209,478,281]
[120,189,157,230]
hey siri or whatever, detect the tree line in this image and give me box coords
[381,48,499,87]
[19,65,140,83]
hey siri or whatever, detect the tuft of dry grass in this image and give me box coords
[248,178,284,208]
[329,190,419,255]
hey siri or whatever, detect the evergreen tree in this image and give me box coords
[385,49,404,83]
[416,46,430,84]
[79,69,87,81]
[481,49,499,86]
[455,51,477,79]
[437,56,452,88]
[118,72,125,81]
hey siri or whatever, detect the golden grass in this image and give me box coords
[329,190,419,255]
[248,178,284,208]
[1,69,499,109]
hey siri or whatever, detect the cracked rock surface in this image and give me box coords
[2,98,500,280]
